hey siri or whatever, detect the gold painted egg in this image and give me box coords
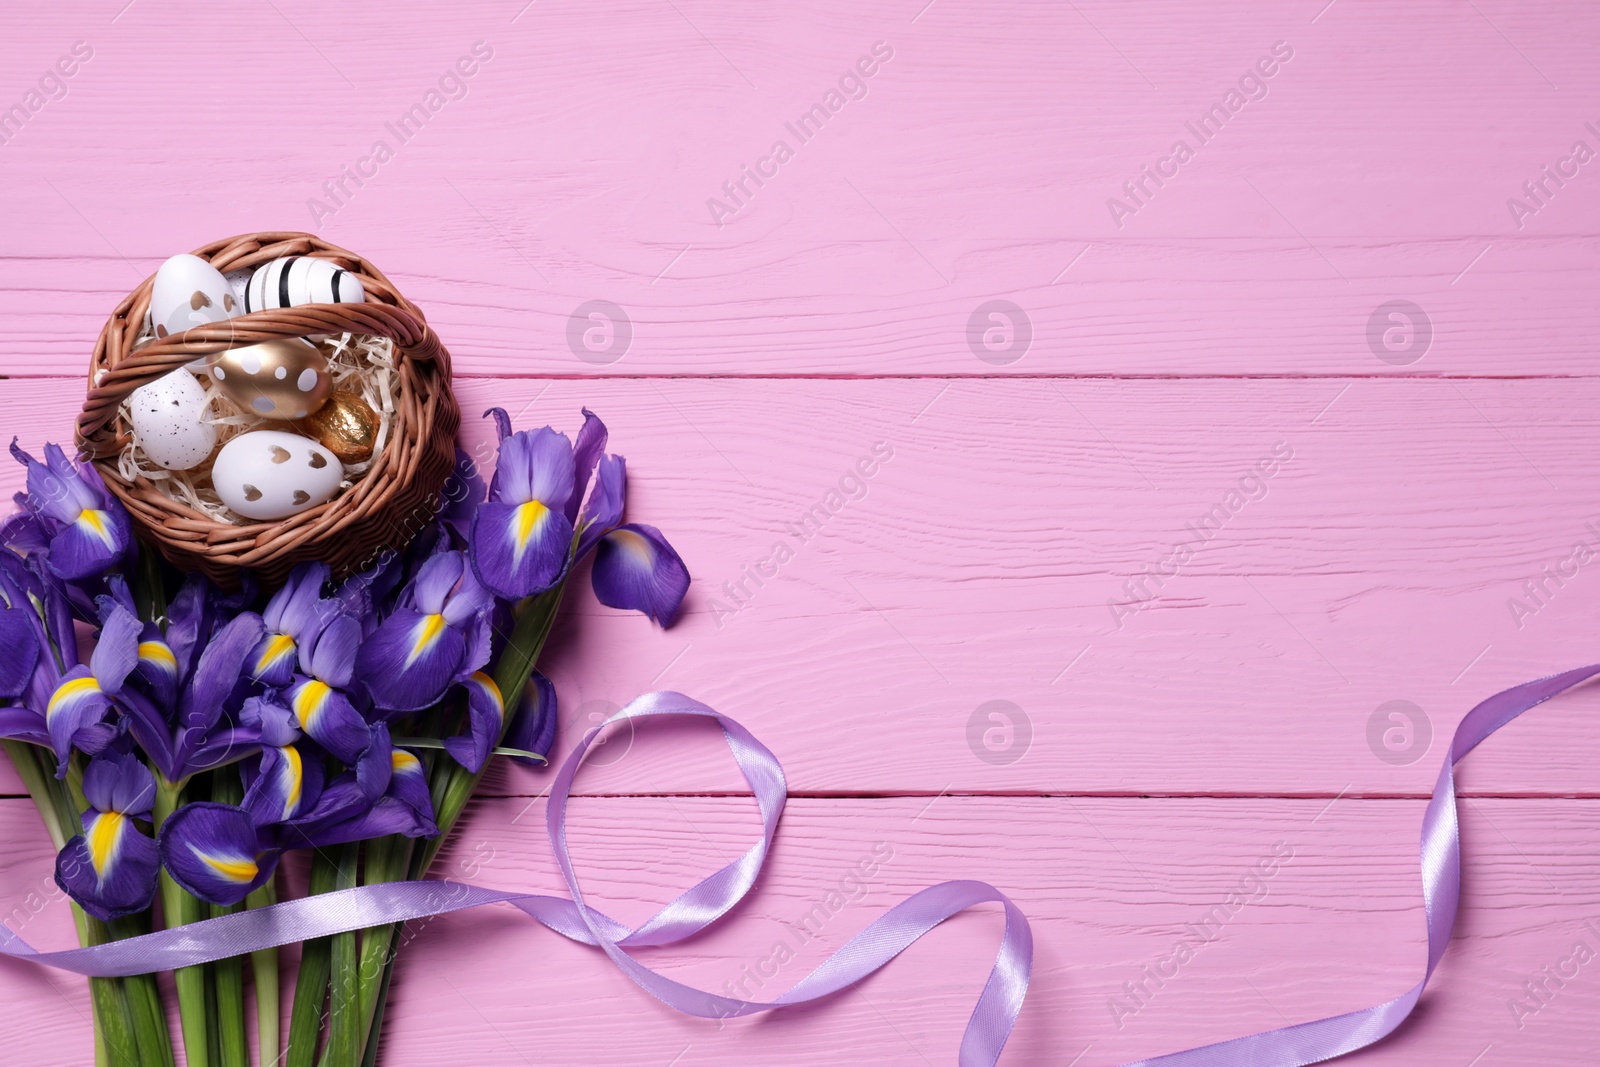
[294,389,378,464]
[208,338,332,420]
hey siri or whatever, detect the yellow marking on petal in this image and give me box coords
[280,746,303,821]
[392,749,422,775]
[138,640,178,674]
[292,680,331,729]
[75,508,116,550]
[46,676,101,721]
[510,500,549,565]
[608,527,655,565]
[193,849,259,884]
[255,633,296,677]
[86,811,125,878]
[469,671,503,711]
[405,614,447,667]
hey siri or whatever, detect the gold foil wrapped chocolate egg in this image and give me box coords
[208,338,332,420]
[294,388,378,463]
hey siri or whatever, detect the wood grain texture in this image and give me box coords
[2,0,1598,1063]
[0,3,1596,376]
[5,797,1599,1066]
[4,375,1599,798]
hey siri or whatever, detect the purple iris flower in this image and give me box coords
[2,440,132,581]
[97,578,182,711]
[245,562,342,689]
[498,669,558,768]
[54,751,160,921]
[119,608,267,783]
[158,725,435,906]
[268,612,372,765]
[356,550,493,715]
[574,455,690,626]
[468,409,689,625]
[468,411,578,600]
[0,554,138,776]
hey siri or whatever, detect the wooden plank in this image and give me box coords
[2,795,1596,1065]
[0,4,1596,375]
[2,375,1599,798]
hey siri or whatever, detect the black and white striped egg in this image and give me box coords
[244,256,366,313]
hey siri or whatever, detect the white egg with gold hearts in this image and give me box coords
[149,254,239,340]
[208,338,332,420]
[212,430,343,521]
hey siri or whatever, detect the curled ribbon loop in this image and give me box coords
[1,670,1595,1066]
[0,692,1033,1067]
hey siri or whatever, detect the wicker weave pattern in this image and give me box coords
[77,232,460,587]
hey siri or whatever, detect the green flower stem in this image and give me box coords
[4,741,67,849]
[209,774,248,1067]
[5,741,145,1067]
[247,880,282,1067]
[108,915,178,1067]
[420,585,564,874]
[286,853,341,1067]
[154,777,213,1067]
[355,585,566,1067]
[353,835,409,1032]
[81,912,141,1067]
[320,842,363,1067]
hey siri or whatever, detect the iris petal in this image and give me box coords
[489,426,576,511]
[89,602,143,695]
[502,670,558,767]
[81,751,156,818]
[157,802,276,906]
[469,501,573,600]
[0,705,49,746]
[182,613,264,724]
[356,608,468,713]
[263,562,331,637]
[444,671,504,773]
[407,552,463,615]
[46,506,132,580]
[55,815,159,921]
[567,409,609,524]
[0,604,40,699]
[288,678,371,764]
[575,454,625,559]
[249,631,298,688]
[306,614,363,690]
[243,744,323,826]
[44,667,113,775]
[591,523,690,626]
[135,633,180,708]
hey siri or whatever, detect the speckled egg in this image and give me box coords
[127,370,215,471]
[212,430,343,521]
[208,338,332,420]
[149,254,239,340]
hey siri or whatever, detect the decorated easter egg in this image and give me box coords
[244,256,366,312]
[150,254,239,339]
[208,338,332,420]
[212,430,342,521]
[127,370,216,471]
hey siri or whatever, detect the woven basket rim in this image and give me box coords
[77,231,459,586]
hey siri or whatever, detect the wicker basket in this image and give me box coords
[76,232,460,587]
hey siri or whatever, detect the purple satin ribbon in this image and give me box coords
[1,671,1594,1066]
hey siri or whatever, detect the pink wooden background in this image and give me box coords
[3,1,1599,1063]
